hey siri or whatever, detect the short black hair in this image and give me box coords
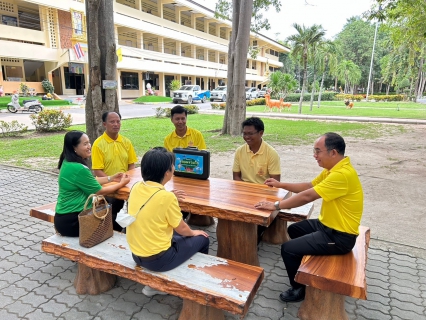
[171,105,187,118]
[58,130,88,169]
[141,147,175,183]
[102,111,122,122]
[323,132,346,155]
[242,117,264,132]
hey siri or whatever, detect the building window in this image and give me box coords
[121,72,139,90]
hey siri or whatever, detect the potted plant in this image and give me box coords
[169,79,181,97]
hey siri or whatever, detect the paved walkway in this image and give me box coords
[0,164,425,319]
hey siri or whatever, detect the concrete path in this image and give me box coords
[0,164,425,319]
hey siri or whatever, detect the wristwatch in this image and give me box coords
[107,176,111,182]
[274,201,280,210]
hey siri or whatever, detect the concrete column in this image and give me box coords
[203,48,208,61]
[204,19,209,34]
[159,36,164,53]
[159,72,165,96]
[157,1,163,18]
[135,0,141,10]
[137,31,143,49]
[138,72,143,97]
[0,59,3,87]
[203,77,208,90]
[176,7,184,25]
[191,45,196,59]
[177,42,181,56]
[215,51,220,63]
[114,26,119,45]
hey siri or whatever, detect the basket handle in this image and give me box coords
[83,194,110,220]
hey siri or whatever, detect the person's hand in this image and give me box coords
[192,230,209,238]
[254,201,275,210]
[172,189,186,201]
[112,172,124,182]
[120,173,130,186]
[264,178,280,188]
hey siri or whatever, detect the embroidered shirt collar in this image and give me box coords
[244,139,265,155]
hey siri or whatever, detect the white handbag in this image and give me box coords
[115,185,162,228]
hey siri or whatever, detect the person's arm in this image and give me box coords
[233,171,243,181]
[174,219,209,238]
[255,187,320,211]
[127,163,135,171]
[94,169,107,178]
[264,178,312,193]
[95,174,130,196]
[269,174,281,182]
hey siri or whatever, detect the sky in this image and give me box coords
[202,0,376,41]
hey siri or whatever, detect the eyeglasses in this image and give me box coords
[242,131,259,137]
[313,148,331,155]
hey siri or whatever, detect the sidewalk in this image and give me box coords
[0,164,425,319]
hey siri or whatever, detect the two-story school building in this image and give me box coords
[0,0,289,99]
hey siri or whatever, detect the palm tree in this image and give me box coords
[316,41,339,107]
[269,71,298,99]
[336,60,362,93]
[287,24,325,114]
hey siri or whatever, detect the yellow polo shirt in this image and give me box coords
[233,140,281,184]
[126,181,182,257]
[92,132,138,176]
[164,126,206,152]
[312,157,363,235]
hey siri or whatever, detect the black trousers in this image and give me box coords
[281,219,357,288]
[105,196,125,232]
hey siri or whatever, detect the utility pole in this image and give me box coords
[85,0,119,142]
[366,14,379,101]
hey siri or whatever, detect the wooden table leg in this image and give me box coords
[186,214,215,226]
[74,263,116,295]
[179,299,224,320]
[297,286,348,320]
[262,219,290,244]
[216,219,259,266]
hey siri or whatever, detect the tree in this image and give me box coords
[336,60,362,94]
[268,71,297,100]
[287,24,325,114]
[316,41,339,108]
[215,0,281,135]
[85,0,119,142]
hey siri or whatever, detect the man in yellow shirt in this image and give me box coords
[255,132,363,303]
[164,105,206,151]
[233,117,281,244]
[92,111,138,231]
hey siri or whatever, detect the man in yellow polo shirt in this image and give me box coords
[164,105,206,151]
[255,132,363,303]
[233,117,281,244]
[92,111,138,231]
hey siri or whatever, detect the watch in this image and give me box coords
[274,201,280,210]
[107,176,111,182]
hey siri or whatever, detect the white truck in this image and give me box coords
[172,85,211,104]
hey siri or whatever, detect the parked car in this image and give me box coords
[210,86,227,102]
[245,87,258,100]
[172,85,211,104]
[258,87,269,98]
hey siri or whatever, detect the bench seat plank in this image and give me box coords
[277,202,314,222]
[295,226,370,300]
[42,233,264,317]
[30,202,56,223]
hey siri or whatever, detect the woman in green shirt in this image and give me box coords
[55,130,130,237]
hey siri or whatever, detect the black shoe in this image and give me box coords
[279,286,305,302]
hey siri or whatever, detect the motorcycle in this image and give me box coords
[7,93,43,113]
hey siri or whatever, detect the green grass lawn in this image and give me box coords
[133,95,173,103]
[0,96,74,109]
[0,114,405,170]
[248,100,426,119]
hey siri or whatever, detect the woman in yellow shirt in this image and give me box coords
[126,147,209,296]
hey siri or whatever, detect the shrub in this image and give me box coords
[42,79,55,94]
[185,105,199,114]
[30,109,72,132]
[211,103,220,109]
[287,92,337,102]
[20,83,30,96]
[0,120,28,137]
[154,107,165,118]
[219,103,226,109]
[164,108,172,118]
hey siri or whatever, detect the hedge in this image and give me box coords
[335,94,404,102]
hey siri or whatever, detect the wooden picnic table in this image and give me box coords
[108,168,290,266]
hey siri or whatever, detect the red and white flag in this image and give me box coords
[73,42,84,60]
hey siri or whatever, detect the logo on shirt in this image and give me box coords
[188,140,194,147]
[257,167,265,176]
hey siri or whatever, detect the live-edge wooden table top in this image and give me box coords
[108,168,290,227]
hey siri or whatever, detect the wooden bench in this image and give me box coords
[294,226,370,320]
[262,202,314,244]
[30,202,56,223]
[42,233,264,320]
